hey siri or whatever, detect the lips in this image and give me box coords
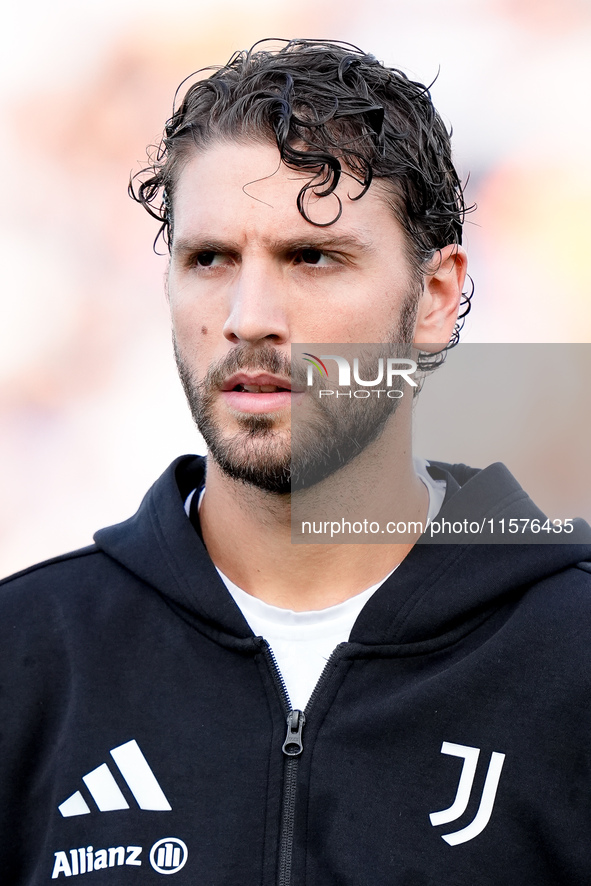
[221,372,304,394]
[219,371,305,415]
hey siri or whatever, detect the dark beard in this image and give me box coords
[175,344,294,494]
[174,288,420,495]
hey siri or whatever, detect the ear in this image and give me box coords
[413,245,468,348]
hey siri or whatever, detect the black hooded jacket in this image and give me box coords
[1,455,591,885]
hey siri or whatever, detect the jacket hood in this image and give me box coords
[94,456,591,650]
[94,456,255,645]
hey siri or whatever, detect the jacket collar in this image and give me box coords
[95,456,591,649]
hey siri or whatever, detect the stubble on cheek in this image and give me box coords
[172,337,296,493]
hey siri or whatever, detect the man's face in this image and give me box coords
[168,140,423,493]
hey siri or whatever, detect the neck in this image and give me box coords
[199,409,427,611]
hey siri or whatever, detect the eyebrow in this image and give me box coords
[271,234,374,254]
[172,233,374,256]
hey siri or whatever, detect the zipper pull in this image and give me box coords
[282,710,306,757]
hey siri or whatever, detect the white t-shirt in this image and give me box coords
[220,571,390,711]
[192,459,445,711]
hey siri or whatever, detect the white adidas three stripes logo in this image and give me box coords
[59,740,171,817]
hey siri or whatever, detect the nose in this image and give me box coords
[223,260,290,346]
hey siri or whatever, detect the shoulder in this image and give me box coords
[512,557,591,664]
[0,543,124,601]
[0,544,104,606]
[1,544,99,585]
[0,542,150,652]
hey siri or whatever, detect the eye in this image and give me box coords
[195,251,224,267]
[294,248,330,266]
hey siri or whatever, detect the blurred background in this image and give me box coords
[2,0,590,576]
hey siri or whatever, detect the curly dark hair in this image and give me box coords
[130,38,473,356]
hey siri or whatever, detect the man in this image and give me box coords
[1,39,591,885]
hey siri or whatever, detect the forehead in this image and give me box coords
[170,140,406,248]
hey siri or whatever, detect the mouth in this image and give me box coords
[221,372,306,394]
[219,373,304,414]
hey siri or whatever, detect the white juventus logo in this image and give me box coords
[429,742,505,845]
[58,740,171,817]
